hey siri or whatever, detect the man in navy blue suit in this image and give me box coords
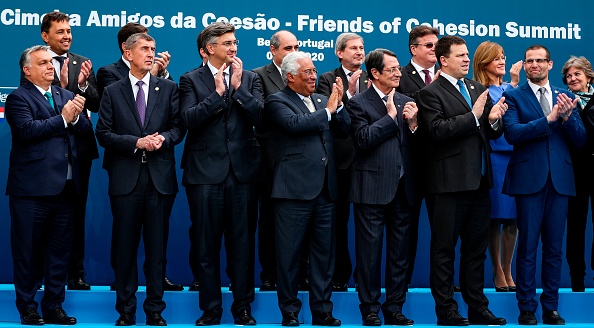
[346,48,417,326]
[502,45,586,325]
[6,45,92,325]
[265,51,350,326]
[96,33,185,326]
[180,22,263,326]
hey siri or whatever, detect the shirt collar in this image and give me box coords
[207,61,230,77]
[410,59,434,75]
[33,84,51,95]
[129,71,151,88]
[439,71,461,87]
[527,80,551,96]
[121,55,131,69]
[47,49,66,58]
[371,82,388,101]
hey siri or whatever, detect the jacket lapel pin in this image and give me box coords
[72,61,77,65]
[470,85,475,89]
[317,98,321,102]
[155,87,159,91]
[412,71,417,74]
[554,90,559,94]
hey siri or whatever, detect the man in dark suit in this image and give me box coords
[179,22,263,326]
[396,25,440,288]
[418,36,507,326]
[251,30,299,292]
[316,32,368,292]
[502,45,586,325]
[7,45,91,325]
[96,33,185,326]
[265,51,350,326]
[96,22,182,292]
[346,48,417,326]
[18,11,100,291]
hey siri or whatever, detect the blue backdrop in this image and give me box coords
[1,0,593,288]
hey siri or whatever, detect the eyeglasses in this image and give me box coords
[525,58,549,64]
[211,40,239,47]
[413,42,436,49]
[382,66,402,74]
[296,69,318,77]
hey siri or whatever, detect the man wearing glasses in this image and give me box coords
[179,22,264,326]
[502,45,586,325]
[265,51,350,326]
[396,25,442,291]
[418,36,507,326]
[346,48,418,326]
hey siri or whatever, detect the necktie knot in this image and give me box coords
[44,91,55,111]
[136,80,144,88]
[53,56,65,72]
[538,87,551,116]
[457,80,472,107]
[303,96,315,113]
[422,69,432,85]
[347,72,354,77]
[382,95,389,102]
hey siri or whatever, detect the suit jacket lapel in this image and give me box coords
[198,66,216,94]
[67,53,78,91]
[25,82,56,116]
[50,86,66,114]
[359,71,369,92]
[284,87,310,114]
[267,62,285,91]
[119,77,143,128]
[439,77,471,111]
[116,58,130,80]
[405,63,426,90]
[521,83,545,118]
[144,75,160,128]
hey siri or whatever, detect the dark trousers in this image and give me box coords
[110,165,174,315]
[275,188,335,315]
[354,178,413,315]
[257,165,277,284]
[69,159,92,278]
[406,195,433,285]
[10,180,76,315]
[515,176,567,312]
[566,155,594,281]
[333,166,353,286]
[429,179,490,316]
[186,170,258,316]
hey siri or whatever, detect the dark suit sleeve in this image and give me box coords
[5,92,71,141]
[77,67,100,113]
[179,73,227,130]
[95,87,139,153]
[265,93,329,136]
[231,73,264,128]
[96,66,118,100]
[347,97,399,150]
[316,73,333,97]
[330,105,351,138]
[418,86,480,143]
[160,83,186,149]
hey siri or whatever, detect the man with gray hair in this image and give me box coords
[265,51,350,326]
[252,30,299,292]
[7,45,91,325]
[180,22,264,326]
[316,32,367,292]
[96,33,185,326]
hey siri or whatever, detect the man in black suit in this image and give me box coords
[252,30,299,292]
[179,22,263,326]
[96,33,185,326]
[418,36,507,326]
[18,11,100,291]
[346,48,417,326]
[7,45,91,325]
[96,22,182,292]
[396,25,440,288]
[316,32,367,292]
[265,51,350,326]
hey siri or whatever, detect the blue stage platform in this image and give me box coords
[0,285,592,326]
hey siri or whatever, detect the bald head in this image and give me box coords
[270,30,298,66]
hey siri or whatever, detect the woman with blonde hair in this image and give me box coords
[473,41,522,292]
[562,56,594,292]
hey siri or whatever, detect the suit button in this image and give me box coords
[322,140,326,144]
[227,139,231,143]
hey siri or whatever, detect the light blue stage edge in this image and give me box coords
[0,285,592,326]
